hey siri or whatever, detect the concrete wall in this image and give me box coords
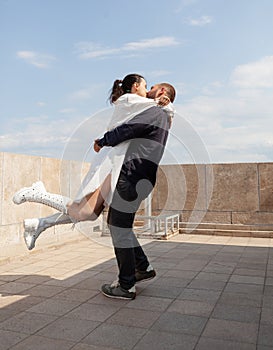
[1,152,273,260]
[153,163,273,235]
[0,152,91,261]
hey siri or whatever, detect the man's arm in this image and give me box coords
[94,106,167,151]
[93,123,135,152]
[95,122,149,148]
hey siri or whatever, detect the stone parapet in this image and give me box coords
[153,162,273,237]
[1,152,273,260]
[0,152,90,261]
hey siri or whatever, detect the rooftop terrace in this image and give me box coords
[0,234,273,349]
[1,152,273,349]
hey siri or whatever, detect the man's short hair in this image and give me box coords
[159,83,176,102]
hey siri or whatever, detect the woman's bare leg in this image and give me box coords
[24,175,110,251]
[67,175,111,222]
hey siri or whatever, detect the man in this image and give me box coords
[94,83,176,299]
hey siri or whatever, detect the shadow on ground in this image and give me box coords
[0,238,273,350]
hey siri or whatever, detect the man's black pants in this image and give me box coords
[107,173,153,290]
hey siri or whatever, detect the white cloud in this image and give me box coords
[149,70,172,78]
[16,50,56,68]
[175,0,197,13]
[70,84,105,100]
[0,109,113,160]
[174,100,273,164]
[70,88,92,100]
[37,101,46,107]
[0,115,72,156]
[75,36,179,60]
[201,81,224,95]
[74,42,119,59]
[230,55,273,88]
[4,55,273,164]
[59,108,76,114]
[187,15,212,26]
[124,37,178,51]
[171,55,273,163]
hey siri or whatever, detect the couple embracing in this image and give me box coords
[13,73,176,300]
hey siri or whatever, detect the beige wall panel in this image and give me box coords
[207,163,259,211]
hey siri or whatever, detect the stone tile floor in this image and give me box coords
[0,233,273,349]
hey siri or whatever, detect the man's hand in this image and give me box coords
[93,139,102,153]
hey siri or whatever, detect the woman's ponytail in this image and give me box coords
[109,73,145,104]
[109,79,123,103]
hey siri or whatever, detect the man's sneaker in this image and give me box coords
[135,265,156,283]
[101,280,136,300]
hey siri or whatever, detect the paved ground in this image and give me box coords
[0,233,273,350]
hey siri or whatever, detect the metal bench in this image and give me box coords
[101,195,180,239]
[101,211,180,240]
[134,212,180,239]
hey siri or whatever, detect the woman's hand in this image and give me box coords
[156,95,170,106]
[93,139,102,153]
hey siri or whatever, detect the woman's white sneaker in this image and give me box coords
[13,182,46,205]
[13,181,69,213]
[23,218,43,250]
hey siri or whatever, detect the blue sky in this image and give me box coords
[1,0,273,164]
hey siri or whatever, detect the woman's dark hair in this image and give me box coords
[109,73,145,103]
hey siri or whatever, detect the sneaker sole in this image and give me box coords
[101,290,136,300]
[23,219,40,250]
[135,275,156,284]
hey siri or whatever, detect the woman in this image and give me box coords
[13,74,175,250]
